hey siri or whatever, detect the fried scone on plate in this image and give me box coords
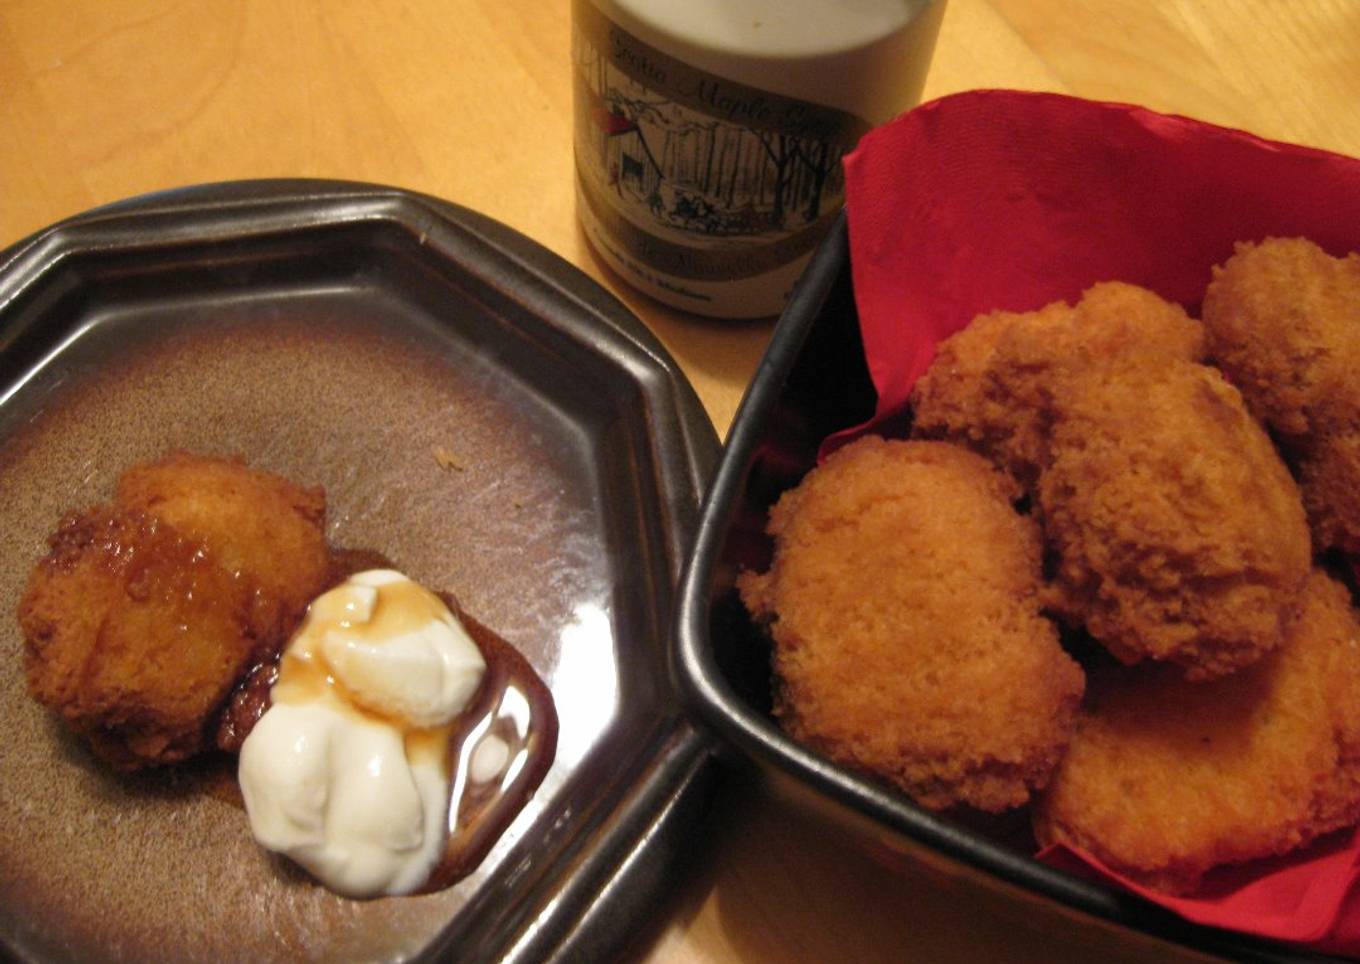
[18,453,331,768]
[738,437,1084,812]
[20,507,263,768]
[1033,569,1360,894]
[1202,237,1360,553]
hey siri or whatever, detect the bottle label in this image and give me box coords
[572,0,871,283]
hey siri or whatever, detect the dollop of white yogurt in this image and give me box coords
[239,570,486,898]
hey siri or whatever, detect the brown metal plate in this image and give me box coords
[0,181,720,963]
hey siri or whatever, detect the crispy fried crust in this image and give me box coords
[1033,569,1360,893]
[116,452,329,633]
[18,454,330,768]
[1202,237,1360,553]
[1038,359,1312,679]
[738,437,1085,813]
[911,282,1309,679]
[911,282,1206,487]
[20,508,259,767]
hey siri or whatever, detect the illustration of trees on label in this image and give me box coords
[573,18,855,246]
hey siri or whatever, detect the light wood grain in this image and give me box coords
[3,1,1359,960]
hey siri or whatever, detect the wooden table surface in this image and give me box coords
[4,2,1359,961]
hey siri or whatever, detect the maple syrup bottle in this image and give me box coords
[572,0,946,319]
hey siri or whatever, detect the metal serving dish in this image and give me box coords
[0,180,720,964]
[673,213,1337,963]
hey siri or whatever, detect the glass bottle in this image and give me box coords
[572,0,947,318]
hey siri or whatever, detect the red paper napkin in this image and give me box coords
[1039,833,1360,957]
[840,88,1360,443]
[839,89,1360,956]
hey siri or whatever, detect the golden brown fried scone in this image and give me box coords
[1033,569,1360,893]
[19,454,331,769]
[116,452,330,633]
[20,508,260,768]
[1202,237,1360,553]
[911,282,1205,486]
[738,437,1084,812]
[1039,358,1312,680]
[912,282,1308,678]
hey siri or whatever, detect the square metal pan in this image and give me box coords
[673,213,1340,963]
[0,180,721,964]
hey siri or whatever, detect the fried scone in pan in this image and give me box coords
[116,452,330,634]
[1038,358,1312,680]
[1202,237,1360,553]
[912,282,1310,679]
[1033,569,1360,894]
[738,437,1084,812]
[910,281,1206,487]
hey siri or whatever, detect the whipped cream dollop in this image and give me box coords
[238,569,486,898]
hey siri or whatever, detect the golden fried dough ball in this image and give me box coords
[1034,569,1360,893]
[912,283,1308,678]
[1202,236,1360,553]
[1038,358,1312,680]
[20,508,260,768]
[739,437,1084,812]
[116,452,329,633]
[911,282,1205,486]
